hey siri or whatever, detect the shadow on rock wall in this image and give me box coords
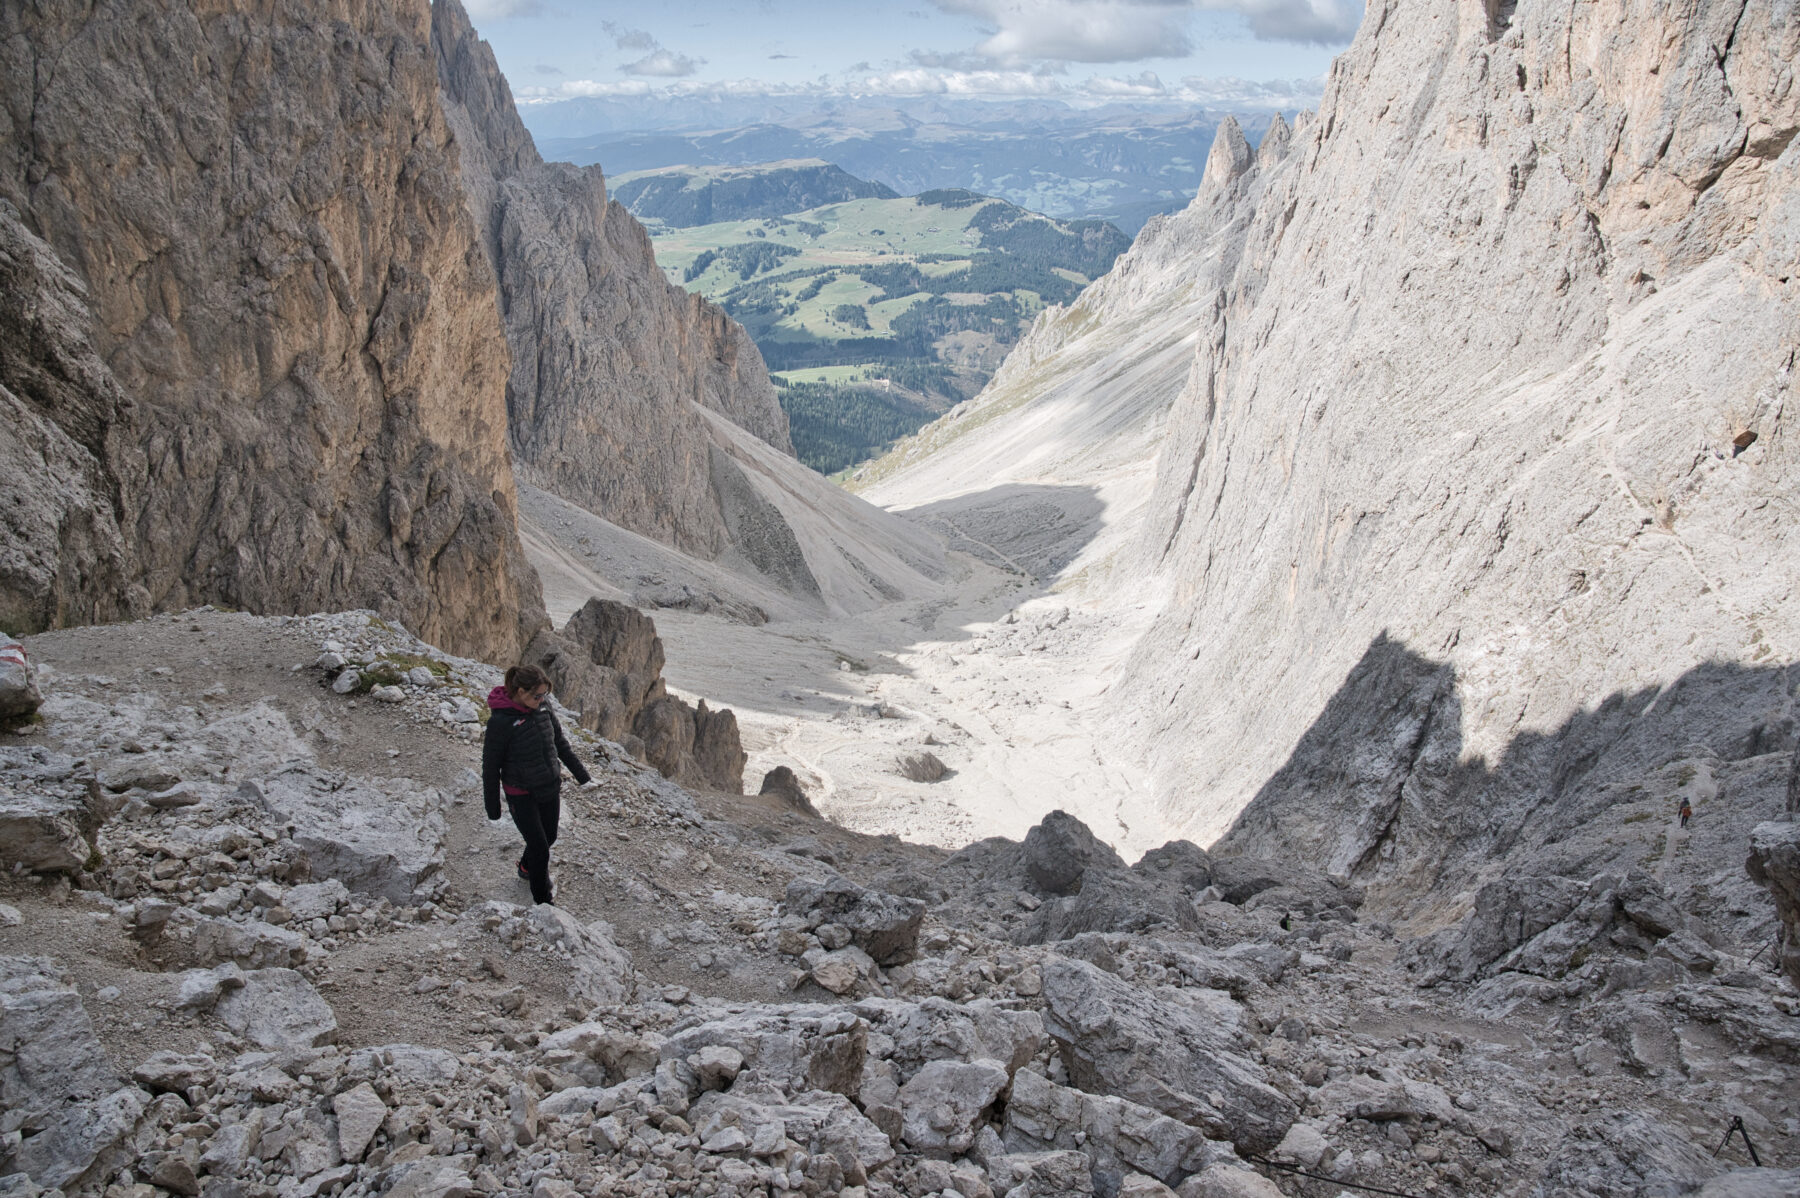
[1216,632,1797,932]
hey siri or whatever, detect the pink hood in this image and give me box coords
[487,685,526,712]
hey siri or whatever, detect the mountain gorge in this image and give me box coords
[2,0,1799,1195]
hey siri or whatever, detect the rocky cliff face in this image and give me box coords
[1111,0,1799,911]
[431,0,796,563]
[0,0,545,662]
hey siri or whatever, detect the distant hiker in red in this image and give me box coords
[482,664,592,905]
[1679,798,1692,828]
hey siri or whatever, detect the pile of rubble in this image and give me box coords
[2,611,1797,1198]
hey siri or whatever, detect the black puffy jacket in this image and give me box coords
[482,694,590,818]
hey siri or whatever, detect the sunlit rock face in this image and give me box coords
[1112,0,1798,908]
[0,0,545,661]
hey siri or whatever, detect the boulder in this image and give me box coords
[1401,875,1589,983]
[996,1149,1097,1196]
[563,597,666,679]
[1131,840,1215,894]
[897,1057,1010,1154]
[812,947,875,995]
[853,997,1044,1082]
[634,695,747,794]
[1020,870,1203,945]
[1039,957,1296,1154]
[1023,811,1126,896]
[782,875,925,966]
[131,1052,218,1095]
[190,918,308,970]
[688,1087,893,1179]
[1532,1112,1721,1198]
[1005,1068,1219,1193]
[523,625,663,744]
[173,962,247,1011]
[537,1022,662,1086]
[1174,1164,1285,1198]
[282,878,352,921]
[1206,856,1359,915]
[213,968,337,1049]
[333,1082,389,1162]
[688,700,748,793]
[660,1005,867,1098]
[759,766,816,815]
[527,604,746,792]
[6,1084,147,1192]
[0,636,41,719]
[1310,1073,1457,1124]
[249,767,447,904]
[0,791,93,873]
[381,1159,478,1198]
[0,957,121,1108]
[1748,819,1800,988]
[520,904,634,1005]
[0,958,143,1189]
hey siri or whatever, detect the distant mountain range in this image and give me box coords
[538,98,1277,234]
[626,162,1130,474]
[610,160,897,228]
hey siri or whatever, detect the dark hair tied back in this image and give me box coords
[504,663,550,696]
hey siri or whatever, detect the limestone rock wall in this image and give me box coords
[0,0,545,661]
[431,0,795,561]
[1117,0,1799,906]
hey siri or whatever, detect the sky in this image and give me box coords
[462,0,1361,111]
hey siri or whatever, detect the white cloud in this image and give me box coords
[1173,72,1325,106]
[463,0,545,17]
[853,67,1068,95]
[934,0,1194,63]
[1196,0,1361,43]
[601,22,659,52]
[622,49,705,77]
[925,0,1357,64]
[515,77,833,102]
[1083,70,1167,95]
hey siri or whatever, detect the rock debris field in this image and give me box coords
[2,609,1797,1198]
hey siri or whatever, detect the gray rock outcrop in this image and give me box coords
[782,875,927,966]
[1747,815,1800,987]
[0,0,546,660]
[1039,957,1296,1154]
[250,768,449,905]
[0,957,147,1189]
[1,633,42,723]
[525,598,747,791]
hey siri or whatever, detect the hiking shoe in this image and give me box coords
[517,858,531,881]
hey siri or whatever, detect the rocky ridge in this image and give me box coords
[432,0,795,556]
[1,611,1797,1198]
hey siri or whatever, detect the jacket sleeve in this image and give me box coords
[552,713,591,785]
[481,718,506,819]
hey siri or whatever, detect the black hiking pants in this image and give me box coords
[508,785,560,904]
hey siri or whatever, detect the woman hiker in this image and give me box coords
[482,664,594,904]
